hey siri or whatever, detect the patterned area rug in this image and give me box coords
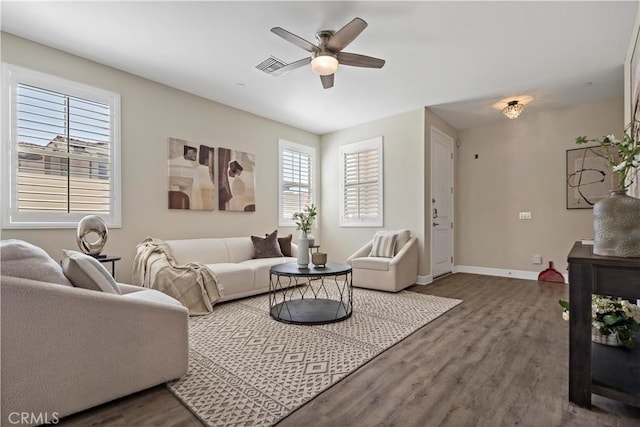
[167,286,462,426]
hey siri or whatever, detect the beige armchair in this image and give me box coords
[346,230,418,292]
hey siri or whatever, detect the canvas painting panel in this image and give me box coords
[566,146,616,209]
[218,147,256,211]
[168,138,216,210]
[629,23,640,197]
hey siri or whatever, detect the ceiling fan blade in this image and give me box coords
[271,27,318,53]
[327,17,368,51]
[337,52,385,68]
[320,74,334,89]
[271,57,311,77]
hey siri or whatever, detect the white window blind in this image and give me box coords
[340,137,383,227]
[279,140,315,226]
[2,64,121,228]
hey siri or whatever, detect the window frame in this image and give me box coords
[2,63,121,229]
[278,139,316,227]
[339,136,384,227]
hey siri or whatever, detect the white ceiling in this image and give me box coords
[2,1,637,134]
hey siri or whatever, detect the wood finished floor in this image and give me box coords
[58,273,640,426]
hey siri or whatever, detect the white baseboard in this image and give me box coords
[415,275,432,285]
[454,265,568,283]
[417,266,569,285]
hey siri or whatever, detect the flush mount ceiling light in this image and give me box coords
[502,100,524,119]
[311,54,338,76]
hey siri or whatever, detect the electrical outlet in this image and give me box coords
[532,254,543,264]
[519,211,532,220]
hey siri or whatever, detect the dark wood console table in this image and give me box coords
[567,242,640,408]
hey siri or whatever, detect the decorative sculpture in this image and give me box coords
[76,215,108,256]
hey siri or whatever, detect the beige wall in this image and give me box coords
[455,97,623,273]
[0,33,320,282]
[319,109,427,274]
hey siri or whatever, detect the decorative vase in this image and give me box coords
[593,189,640,257]
[592,327,622,347]
[311,252,327,268]
[297,236,309,268]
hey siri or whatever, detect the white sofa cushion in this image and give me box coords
[123,288,183,306]
[351,257,391,271]
[240,257,295,289]
[205,263,254,295]
[0,239,73,287]
[167,238,230,264]
[224,237,254,263]
[61,250,122,294]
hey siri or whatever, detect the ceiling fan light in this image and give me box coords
[502,100,524,119]
[311,55,338,76]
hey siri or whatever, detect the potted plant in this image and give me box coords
[575,120,640,191]
[559,295,640,349]
[292,204,317,268]
[575,120,640,257]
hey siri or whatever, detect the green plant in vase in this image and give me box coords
[575,120,640,190]
[292,204,317,238]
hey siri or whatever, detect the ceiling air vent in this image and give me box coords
[256,56,286,75]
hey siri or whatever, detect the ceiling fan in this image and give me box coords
[270,17,385,89]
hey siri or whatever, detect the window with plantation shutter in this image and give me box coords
[278,140,316,226]
[2,63,121,228]
[340,137,383,227]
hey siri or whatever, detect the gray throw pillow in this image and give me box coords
[278,234,293,257]
[252,230,283,259]
[61,249,122,294]
[0,239,73,286]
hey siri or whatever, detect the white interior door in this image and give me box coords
[431,127,454,278]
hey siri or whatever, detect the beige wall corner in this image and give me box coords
[455,97,624,274]
[320,109,426,274]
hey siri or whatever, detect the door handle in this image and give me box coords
[433,222,439,227]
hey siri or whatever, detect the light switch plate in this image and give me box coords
[519,211,532,220]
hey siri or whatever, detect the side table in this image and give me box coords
[92,255,121,279]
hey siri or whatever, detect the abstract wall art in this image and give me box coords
[566,146,616,209]
[167,137,216,210]
[217,147,256,211]
[629,21,640,197]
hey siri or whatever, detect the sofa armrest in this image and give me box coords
[1,277,188,422]
[117,282,145,294]
[388,237,419,289]
[346,241,373,264]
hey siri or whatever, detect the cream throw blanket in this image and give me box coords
[132,237,223,315]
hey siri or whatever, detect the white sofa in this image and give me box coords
[1,240,188,426]
[163,237,299,302]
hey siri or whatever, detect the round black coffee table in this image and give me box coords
[269,262,353,325]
